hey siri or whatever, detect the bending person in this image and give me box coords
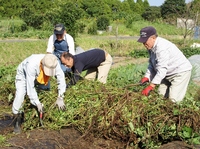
[12,54,66,133]
[60,48,112,86]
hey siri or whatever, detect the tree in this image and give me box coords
[81,0,111,18]
[136,0,145,14]
[143,0,150,9]
[120,1,132,14]
[97,16,110,30]
[20,0,56,29]
[161,0,200,44]
[161,0,186,24]
[54,1,85,38]
[142,6,161,22]
[0,0,22,18]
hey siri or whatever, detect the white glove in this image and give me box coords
[55,97,66,110]
[37,103,44,113]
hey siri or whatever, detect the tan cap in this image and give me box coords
[41,54,58,76]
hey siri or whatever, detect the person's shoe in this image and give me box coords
[13,112,24,133]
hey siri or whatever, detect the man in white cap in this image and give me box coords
[137,26,192,103]
[12,54,66,133]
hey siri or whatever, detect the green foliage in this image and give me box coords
[0,0,192,39]
[125,13,143,28]
[107,63,147,87]
[54,1,85,38]
[0,65,16,103]
[19,0,55,30]
[81,0,111,18]
[96,16,110,30]
[1,63,200,148]
[128,46,200,59]
[0,135,7,147]
[129,49,148,58]
[87,21,97,35]
[0,30,200,147]
[9,22,28,33]
[142,6,161,22]
[161,0,186,22]
[190,0,200,16]
[181,47,200,58]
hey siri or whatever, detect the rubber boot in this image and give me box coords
[13,112,24,133]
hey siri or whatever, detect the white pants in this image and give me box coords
[158,70,191,103]
[12,70,27,114]
[85,53,113,84]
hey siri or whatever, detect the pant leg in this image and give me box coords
[12,75,27,114]
[158,79,171,98]
[97,53,113,84]
[85,68,97,81]
[169,70,191,103]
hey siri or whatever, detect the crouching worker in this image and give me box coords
[12,54,66,133]
[60,48,113,86]
[137,26,192,103]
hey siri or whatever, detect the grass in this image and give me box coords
[0,135,7,147]
[0,40,47,66]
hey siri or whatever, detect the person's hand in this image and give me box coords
[55,97,66,110]
[139,77,149,85]
[142,85,154,96]
[37,103,44,113]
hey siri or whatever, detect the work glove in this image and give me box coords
[55,97,66,111]
[139,77,149,85]
[37,103,44,113]
[142,85,154,96]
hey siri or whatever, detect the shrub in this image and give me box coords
[96,16,110,30]
[181,47,200,58]
[88,22,97,35]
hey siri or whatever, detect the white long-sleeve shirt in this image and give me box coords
[46,34,75,55]
[16,54,66,105]
[145,37,192,85]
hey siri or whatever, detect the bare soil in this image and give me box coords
[0,57,195,149]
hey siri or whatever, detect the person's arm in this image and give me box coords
[66,34,75,55]
[46,35,55,53]
[55,62,66,97]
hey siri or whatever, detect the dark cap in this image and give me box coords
[54,24,65,35]
[137,26,157,43]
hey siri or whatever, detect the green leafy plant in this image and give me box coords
[96,16,110,30]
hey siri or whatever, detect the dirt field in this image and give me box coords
[0,57,197,149]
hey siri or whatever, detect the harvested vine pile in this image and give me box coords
[0,63,200,148]
[1,76,200,148]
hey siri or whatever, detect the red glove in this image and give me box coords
[142,85,153,96]
[140,77,149,85]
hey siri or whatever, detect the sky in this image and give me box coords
[147,0,192,6]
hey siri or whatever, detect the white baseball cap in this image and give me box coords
[41,54,58,76]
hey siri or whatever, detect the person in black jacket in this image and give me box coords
[60,48,112,85]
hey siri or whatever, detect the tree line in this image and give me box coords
[0,0,199,38]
